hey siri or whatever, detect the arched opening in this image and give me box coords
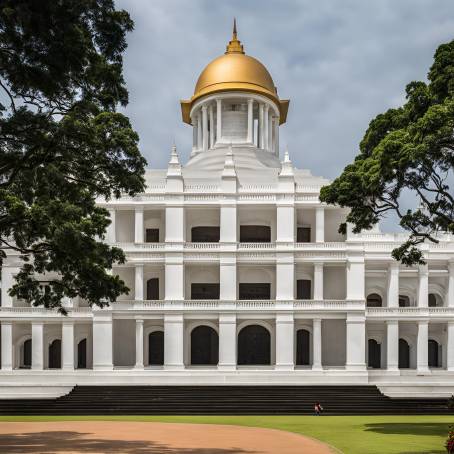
[398,338,410,368]
[238,325,271,365]
[368,339,381,368]
[21,339,32,369]
[190,326,219,365]
[146,278,159,300]
[77,339,87,369]
[429,293,443,307]
[48,339,61,369]
[148,331,164,366]
[366,293,382,308]
[398,295,411,307]
[296,329,310,365]
[428,339,440,367]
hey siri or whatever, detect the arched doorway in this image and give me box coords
[77,339,87,369]
[296,329,310,365]
[146,278,159,300]
[48,339,61,369]
[148,331,164,366]
[428,339,440,367]
[366,294,382,307]
[368,339,381,368]
[399,295,411,307]
[21,339,32,369]
[398,338,410,368]
[190,326,219,365]
[238,325,271,365]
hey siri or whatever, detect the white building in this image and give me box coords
[1,26,454,399]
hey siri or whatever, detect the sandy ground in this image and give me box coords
[0,421,335,453]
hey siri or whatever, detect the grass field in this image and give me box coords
[0,415,452,453]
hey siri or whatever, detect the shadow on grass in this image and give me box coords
[0,430,254,453]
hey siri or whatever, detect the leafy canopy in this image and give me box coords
[320,39,454,265]
[0,0,146,312]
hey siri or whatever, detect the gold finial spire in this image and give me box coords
[226,18,244,54]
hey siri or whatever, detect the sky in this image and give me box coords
[116,0,454,229]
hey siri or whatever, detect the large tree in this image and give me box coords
[320,39,454,265]
[0,0,146,312]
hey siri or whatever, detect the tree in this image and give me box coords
[0,0,146,313]
[320,39,454,265]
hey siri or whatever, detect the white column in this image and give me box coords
[209,104,214,148]
[275,314,294,370]
[165,205,184,243]
[62,321,74,370]
[276,255,294,300]
[313,262,324,300]
[134,208,144,243]
[268,111,273,151]
[274,117,279,156]
[447,321,454,371]
[220,256,237,300]
[264,105,269,150]
[218,313,236,370]
[202,105,208,151]
[164,314,184,369]
[197,110,202,150]
[276,206,295,243]
[1,267,17,308]
[135,264,144,300]
[31,322,44,370]
[346,315,366,370]
[1,322,13,370]
[192,117,197,152]
[106,209,116,243]
[448,262,454,307]
[216,99,222,143]
[247,99,254,143]
[259,103,264,148]
[417,320,429,373]
[387,262,399,307]
[165,257,184,300]
[418,264,429,307]
[135,319,144,369]
[220,205,237,243]
[92,313,113,370]
[346,258,365,300]
[315,206,325,243]
[312,318,322,370]
[386,320,399,371]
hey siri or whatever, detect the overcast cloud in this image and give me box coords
[116,0,454,228]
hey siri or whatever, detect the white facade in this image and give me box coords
[1,33,454,399]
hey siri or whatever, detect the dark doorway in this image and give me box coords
[239,283,271,300]
[366,294,382,308]
[368,339,381,368]
[296,329,310,365]
[239,225,271,242]
[297,227,311,243]
[190,326,219,365]
[428,294,439,307]
[148,331,164,366]
[399,295,410,307]
[191,226,220,242]
[398,338,410,368]
[191,283,220,300]
[77,339,87,369]
[146,278,159,300]
[22,339,31,368]
[145,228,159,243]
[428,339,439,367]
[48,339,61,369]
[238,325,271,365]
[296,280,311,300]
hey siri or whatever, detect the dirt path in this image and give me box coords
[0,421,335,453]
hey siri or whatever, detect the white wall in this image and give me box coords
[296,209,315,242]
[113,319,135,367]
[144,267,165,300]
[185,265,220,299]
[144,210,165,242]
[238,207,277,242]
[237,265,276,299]
[322,319,346,366]
[325,209,347,242]
[115,267,134,301]
[185,208,220,241]
[115,210,134,243]
[323,266,346,299]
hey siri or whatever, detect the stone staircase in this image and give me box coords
[0,385,449,415]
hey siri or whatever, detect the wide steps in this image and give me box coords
[0,385,448,415]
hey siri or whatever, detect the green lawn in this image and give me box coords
[0,414,452,454]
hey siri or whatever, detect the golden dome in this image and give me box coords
[181,20,289,125]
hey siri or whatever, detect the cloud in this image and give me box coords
[116,0,454,230]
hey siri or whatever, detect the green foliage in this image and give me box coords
[0,0,146,312]
[320,40,454,265]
